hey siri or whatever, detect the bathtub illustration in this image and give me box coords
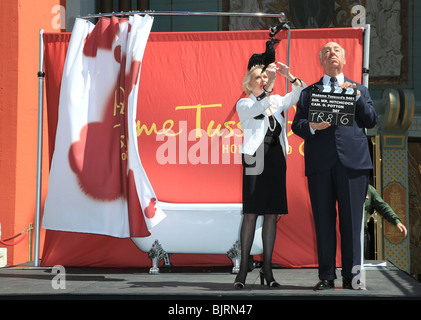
[131,202,263,274]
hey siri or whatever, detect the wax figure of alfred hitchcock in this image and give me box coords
[292,42,378,290]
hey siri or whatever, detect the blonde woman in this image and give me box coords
[234,61,306,289]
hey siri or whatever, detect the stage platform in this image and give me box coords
[0,260,420,301]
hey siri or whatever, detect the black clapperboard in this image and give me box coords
[308,84,357,126]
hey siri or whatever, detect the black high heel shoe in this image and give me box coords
[234,274,246,289]
[259,269,281,287]
[233,281,245,289]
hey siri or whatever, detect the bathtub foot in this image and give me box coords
[161,253,172,272]
[227,240,241,274]
[148,240,167,275]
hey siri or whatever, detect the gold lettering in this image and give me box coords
[207,120,223,137]
[222,144,229,153]
[120,135,126,149]
[114,87,125,116]
[137,120,183,137]
[158,120,182,136]
[223,121,236,138]
[287,120,294,137]
[299,141,304,156]
[137,121,158,136]
[175,104,222,138]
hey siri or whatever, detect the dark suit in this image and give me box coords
[292,76,377,281]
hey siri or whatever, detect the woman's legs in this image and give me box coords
[235,213,258,284]
[261,214,278,282]
[235,213,280,285]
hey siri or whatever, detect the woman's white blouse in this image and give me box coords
[236,82,307,156]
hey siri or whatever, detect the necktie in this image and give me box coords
[330,77,336,88]
[330,77,337,89]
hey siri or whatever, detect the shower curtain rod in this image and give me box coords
[78,10,286,20]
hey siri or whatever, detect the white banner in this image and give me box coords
[43,14,165,238]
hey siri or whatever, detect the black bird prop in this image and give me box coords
[247,37,280,73]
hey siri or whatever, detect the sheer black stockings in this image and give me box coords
[235,213,278,284]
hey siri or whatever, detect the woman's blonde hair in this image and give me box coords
[242,65,264,95]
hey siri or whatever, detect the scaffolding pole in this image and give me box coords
[34,29,45,268]
[362,24,371,88]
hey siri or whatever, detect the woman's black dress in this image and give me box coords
[242,116,287,215]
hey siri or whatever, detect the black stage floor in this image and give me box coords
[1,260,420,302]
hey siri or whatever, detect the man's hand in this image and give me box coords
[340,81,360,96]
[310,122,331,130]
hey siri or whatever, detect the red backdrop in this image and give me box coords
[41,27,363,268]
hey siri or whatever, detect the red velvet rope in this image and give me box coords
[0,230,28,246]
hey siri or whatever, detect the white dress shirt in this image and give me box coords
[236,82,307,156]
[322,73,344,86]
